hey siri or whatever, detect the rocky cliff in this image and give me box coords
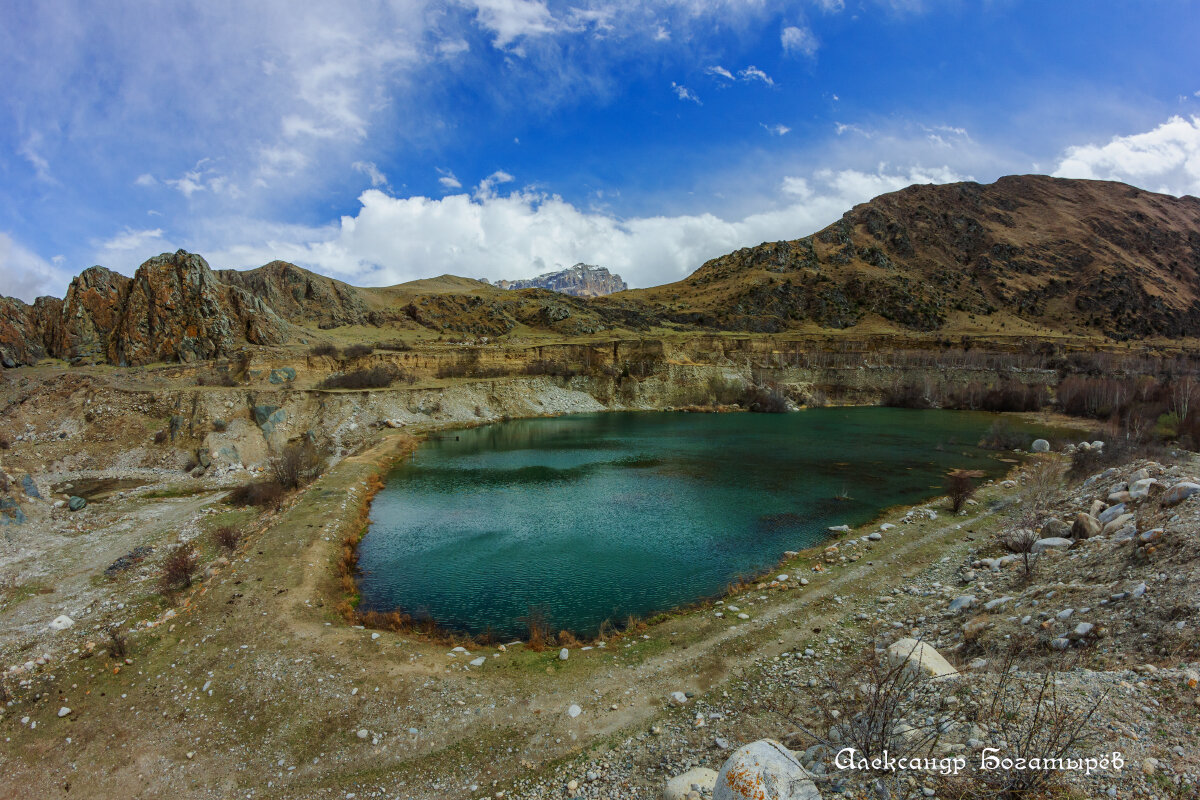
[0,250,294,366]
[217,261,373,329]
[496,263,628,297]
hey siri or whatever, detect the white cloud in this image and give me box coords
[19,134,54,183]
[352,161,390,188]
[134,173,157,187]
[814,0,845,11]
[761,123,791,136]
[92,227,172,270]
[436,38,470,57]
[1052,115,1200,196]
[671,82,701,104]
[476,170,516,197]
[781,25,818,58]
[738,66,774,86]
[706,65,735,81]
[437,169,463,190]
[462,0,558,50]
[203,165,970,290]
[0,232,73,301]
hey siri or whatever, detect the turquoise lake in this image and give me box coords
[357,408,1051,638]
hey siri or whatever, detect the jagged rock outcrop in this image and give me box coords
[497,263,628,297]
[52,266,131,363]
[109,250,291,366]
[218,260,372,329]
[0,296,46,367]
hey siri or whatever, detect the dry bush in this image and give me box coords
[319,365,402,390]
[0,434,11,450]
[227,481,284,508]
[521,607,552,652]
[357,609,411,632]
[310,343,340,358]
[343,343,373,359]
[159,542,198,593]
[946,469,983,512]
[1021,458,1063,513]
[784,639,966,797]
[558,630,581,648]
[999,527,1040,581]
[107,626,129,659]
[374,340,412,352]
[940,647,1105,799]
[268,440,323,490]
[153,429,168,444]
[743,384,789,413]
[212,525,240,552]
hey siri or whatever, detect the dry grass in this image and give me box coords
[159,542,198,593]
[212,524,241,552]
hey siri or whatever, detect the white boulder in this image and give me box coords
[714,739,821,800]
[886,638,957,680]
[665,767,719,800]
[48,615,74,632]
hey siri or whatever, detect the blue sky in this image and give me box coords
[1,0,1199,301]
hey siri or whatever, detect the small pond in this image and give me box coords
[357,408,1056,638]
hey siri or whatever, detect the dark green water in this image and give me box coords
[358,408,1051,638]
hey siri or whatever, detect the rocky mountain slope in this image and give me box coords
[494,263,628,297]
[4,176,1199,367]
[629,175,1200,338]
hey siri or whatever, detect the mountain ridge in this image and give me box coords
[3,175,1199,366]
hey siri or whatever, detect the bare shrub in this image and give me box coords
[318,365,402,390]
[374,340,412,352]
[153,430,168,445]
[999,527,1039,581]
[1021,458,1063,513]
[310,343,340,358]
[521,607,552,652]
[940,647,1105,799]
[946,469,983,512]
[978,419,1023,450]
[212,525,240,552]
[227,481,284,508]
[785,639,965,797]
[268,440,323,490]
[558,630,581,648]
[159,542,198,593]
[0,435,9,450]
[743,384,789,413]
[107,626,129,659]
[343,343,373,359]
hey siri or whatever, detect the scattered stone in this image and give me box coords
[559,648,569,661]
[886,638,957,680]
[670,691,689,706]
[57,707,70,718]
[1071,513,1101,540]
[67,496,87,511]
[1031,438,1050,453]
[948,596,976,613]
[1040,518,1071,538]
[1032,537,1072,554]
[1097,503,1126,525]
[48,615,74,632]
[567,704,582,718]
[1161,482,1200,507]
[666,767,719,800]
[469,657,486,667]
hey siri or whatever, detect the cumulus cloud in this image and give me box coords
[781,25,819,58]
[1052,115,1200,196]
[200,164,969,291]
[0,232,74,301]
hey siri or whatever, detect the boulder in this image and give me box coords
[67,496,87,511]
[1101,514,1134,536]
[666,767,719,800]
[1097,503,1126,525]
[1162,482,1200,508]
[1031,438,1050,453]
[1071,513,1101,540]
[1040,518,1070,538]
[947,596,976,613]
[1129,478,1157,500]
[48,615,74,631]
[0,496,26,525]
[713,739,821,800]
[1031,537,1072,554]
[20,474,41,499]
[885,638,957,680]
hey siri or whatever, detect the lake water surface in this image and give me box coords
[358,409,1052,637]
